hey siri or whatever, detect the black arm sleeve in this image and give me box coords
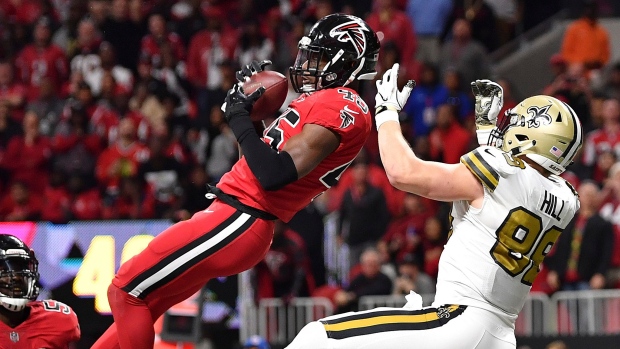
[228,114,298,191]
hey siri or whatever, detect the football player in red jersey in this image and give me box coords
[91,14,380,349]
[0,234,80,349]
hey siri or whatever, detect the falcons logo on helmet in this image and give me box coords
[329,21,368,58]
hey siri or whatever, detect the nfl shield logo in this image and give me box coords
[10,331,19,342]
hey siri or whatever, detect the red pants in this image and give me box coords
[94,200,275,349]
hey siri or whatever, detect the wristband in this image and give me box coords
[375,108,399,131]
[476,125,494,146]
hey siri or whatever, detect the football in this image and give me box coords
[242,70,288,121]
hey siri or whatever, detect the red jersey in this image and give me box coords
[218,87,371,222]
[0,300,80,349]
[14,45,69,101]
[582,128,620,182]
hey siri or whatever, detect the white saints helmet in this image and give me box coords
[488,95,583,175]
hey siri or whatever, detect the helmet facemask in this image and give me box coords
[290,37,356,93]
[0,249,40,312]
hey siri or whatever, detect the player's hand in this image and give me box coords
[471,79,503,127]
[222,84,265,123]
[375,63,415,114]
[236,60,272,83]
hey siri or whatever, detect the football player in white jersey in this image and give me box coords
[286,64,582,349]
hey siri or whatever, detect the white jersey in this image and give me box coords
[433,146,579,322]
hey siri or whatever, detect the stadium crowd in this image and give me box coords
[0,0,620,313]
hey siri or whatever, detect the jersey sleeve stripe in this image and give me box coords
[320,305,466,339]
[461,150,499,191]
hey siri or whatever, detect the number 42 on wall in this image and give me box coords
[72,235,154,313]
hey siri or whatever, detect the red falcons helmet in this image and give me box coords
[0,234,40,311]
[289,14,380,93]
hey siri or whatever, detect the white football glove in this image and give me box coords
[374,63,415,131]
[471,79,503,145]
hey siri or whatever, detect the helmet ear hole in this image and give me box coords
[516,134,529,141]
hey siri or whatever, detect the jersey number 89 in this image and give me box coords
[490,207,562,285]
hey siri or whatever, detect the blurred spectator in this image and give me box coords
[428,104,472,164]
[547,181,613,292]
[139,133,185,219]
[80,42,133,97]
[95,117,149,196]
[441,67,474,121]
[67,174,102,220]
[0,181,42,221]
[206,104,236,181]
[26,76,64,136]
[171,0,206,46]
[0,102,21,167]
[14,17,68,101]
[254,220,315,303]
[0,111,51,194]
[141,13,185,69]
[334,248,392,313]
[519,0,563,32]
[151,43,190,116]
[338,154,391,268]
[392,252,435,296]
[69,17,102,74]
[52,1,87,53]
[582,98,620,183]
[560,1,610,71]
[380,193,433,264]
[0,60,26,122]
[341,0,374,19]
[403,62,447,137]
[41,169,71,223]
[447,0,499,51]
[406,0,453,65]
[101,0,144,72]
[439,19,491,91]
[51,102,102,180]
[287,202,328,288]
[88,0,110,27]
[365,0,417,69]
[327,147,406,217]
[186,10,237,119]
[421,216,445,279]
[599,163,620,271]
[176,164,211,220]
[594,62,620,101]
[235,19,274,68]
[103,176,155,219]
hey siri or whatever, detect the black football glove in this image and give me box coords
[223,84,265,123]
[235,60,272,83]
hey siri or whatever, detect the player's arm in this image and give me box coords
[223,84,339,190]
[375,64,483,203]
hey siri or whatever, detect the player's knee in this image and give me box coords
[286,321,328,349]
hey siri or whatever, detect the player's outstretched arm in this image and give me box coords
[375,64,483,203]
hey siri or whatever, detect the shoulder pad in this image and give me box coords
[460,146,521,192]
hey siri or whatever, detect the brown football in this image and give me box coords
[242,70,288,121]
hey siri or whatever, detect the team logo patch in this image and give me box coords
[10,331,19,342]
[340,105,357,129]
[329,20,368,58]
[526,104,552,128]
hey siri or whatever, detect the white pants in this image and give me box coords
[286,305,516,349]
